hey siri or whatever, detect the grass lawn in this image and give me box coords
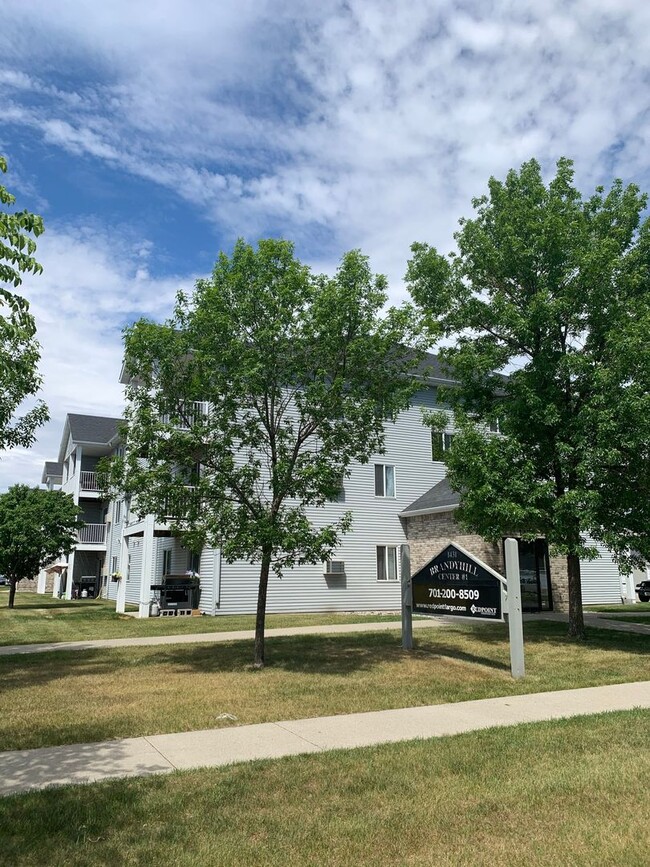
[603,614,650,625]
[1,710,648,867]
[1,621,648,751]
[586,603,650,613]
[0,588,412,646]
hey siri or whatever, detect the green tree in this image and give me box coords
[111,239,422,666]
[407,157,650,639]
[0,156,48,449]
[0,485,83,608]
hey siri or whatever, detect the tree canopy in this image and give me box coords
[407,157,650,638]
[0,485,83,608]
[111,238,423,665]
[0,156,48,450]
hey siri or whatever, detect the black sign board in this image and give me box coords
[411,543,504,621]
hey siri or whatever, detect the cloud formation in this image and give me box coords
[1,0,649,484]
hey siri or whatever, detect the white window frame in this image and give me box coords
[163,549,173,576]
[114,500,122,523]
[374,464,396,498]
[431,431,455,461]
[376,545,399,581]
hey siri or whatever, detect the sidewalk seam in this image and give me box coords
[272,721,325,751]
[143,736,179,770]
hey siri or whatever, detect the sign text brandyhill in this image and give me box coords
[411,543,503,621]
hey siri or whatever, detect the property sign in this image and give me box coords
[411,542,504,621]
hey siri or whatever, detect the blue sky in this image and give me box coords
[1,0,650,488]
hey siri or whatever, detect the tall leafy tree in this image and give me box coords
[111,239,422,666]
[0,156,48,449]
[0,485,83,608]
[407,158,650,639]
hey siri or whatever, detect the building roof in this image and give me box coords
[400,477,461,517]
[67,414,122,445]
[57,414,123,462]
[41,461,63,484]
[412,352,457,383]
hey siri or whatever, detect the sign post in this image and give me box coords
[402,540,525,680]
[504,537,525,679]
[401,544,413,650]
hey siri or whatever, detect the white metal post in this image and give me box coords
[138,514,155,618]
[504,537,525,679]
[401,544,413,650]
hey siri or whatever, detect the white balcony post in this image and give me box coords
[64,550,76,600]
[138,514,155,618]
[116,534,129,614]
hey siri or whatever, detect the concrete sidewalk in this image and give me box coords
[1,610,648,658]
[1,681,649,797]
[0,618,447,656]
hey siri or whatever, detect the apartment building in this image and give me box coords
[43,414,121,599]
[40,361,640,616]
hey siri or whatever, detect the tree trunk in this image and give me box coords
[253,549,272,668]
[8,578,17,609]
[566,552,586,640]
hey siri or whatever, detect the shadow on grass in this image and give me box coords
[0,599,107,612]
[1,621,647,694]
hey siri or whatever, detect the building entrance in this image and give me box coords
[514,539,553,612]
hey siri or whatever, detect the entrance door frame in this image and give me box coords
[502,538,554,612]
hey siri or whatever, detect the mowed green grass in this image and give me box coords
[0,588,410,645]
[1,621,648,751]
[586,603,650,613]
[2,711,648,867]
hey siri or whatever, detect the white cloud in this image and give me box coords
[2,0,650,483]
[0,226,195,490]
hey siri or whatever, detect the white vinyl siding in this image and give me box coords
[580,539,625,604]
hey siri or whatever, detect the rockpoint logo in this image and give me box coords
[470,604,497,616]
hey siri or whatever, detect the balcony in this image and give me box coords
[163,486,200,520]
[78,524,107,545]
[160,401,210,429]
[80,471,101,492]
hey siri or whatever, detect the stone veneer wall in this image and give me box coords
[404,510,569,613]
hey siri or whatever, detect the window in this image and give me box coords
[327,475,345,503]
[489,419,500,433]
[187,551,201,575]
[374,464,395,497]
[377,546,399,581]
[114,500,122,523]
[163,549,172,576]
[431,431,455,461]
[111,556,118,575]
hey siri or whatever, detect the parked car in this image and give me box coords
[0,575,7,585]
[636,580,650,602]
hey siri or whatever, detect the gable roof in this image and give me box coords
[41,461,63,484]
[57,414,123,462]
[67,414,122,445]
[400,477,461,517]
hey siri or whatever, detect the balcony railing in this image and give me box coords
[163,486,200,520]
[160,401,210,429]
[78,524,107,544]
[80,471,100,491]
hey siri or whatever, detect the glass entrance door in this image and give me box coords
[514,540,553,612]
